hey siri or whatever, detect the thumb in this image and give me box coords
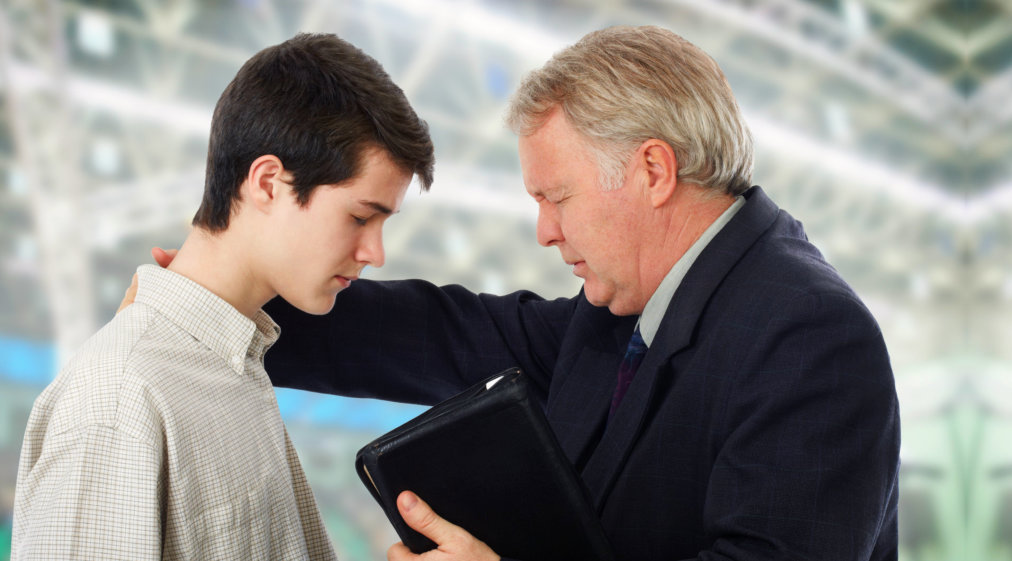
[116,273,139,314]
[397,491,460,548]
[151,247,178,268]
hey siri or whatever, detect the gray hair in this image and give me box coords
[506,25,754,195]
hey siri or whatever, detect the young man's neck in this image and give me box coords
[166,226,274,320]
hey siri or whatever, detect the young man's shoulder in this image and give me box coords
[30,302,206,445]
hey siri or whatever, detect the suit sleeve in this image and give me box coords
[264,279,580,405]
[698,291,899,561]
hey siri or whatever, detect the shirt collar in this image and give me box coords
[133,264,280,374]
[638,195,746,347]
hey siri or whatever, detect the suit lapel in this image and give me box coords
[654,186,781,355]
[548,312,635,471]
[580,344,667,509]
[550,347,621,467]
[580,186,782,510]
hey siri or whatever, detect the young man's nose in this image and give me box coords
[357,231,386,268]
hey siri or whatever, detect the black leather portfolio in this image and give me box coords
[355,368,615,561]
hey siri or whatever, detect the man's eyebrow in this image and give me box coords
[359,200,395,215]
[531,185,561,200]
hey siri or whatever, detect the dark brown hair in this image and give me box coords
[193,33,434,231]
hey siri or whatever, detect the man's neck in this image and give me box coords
[166,227,273,320]
[637,188,736,306]
[637,194,745,344]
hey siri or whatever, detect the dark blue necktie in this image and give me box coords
[609,327,647,417]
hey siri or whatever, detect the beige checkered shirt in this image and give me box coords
[12,265,337,560]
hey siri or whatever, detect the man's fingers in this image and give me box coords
[386,541,412,561]
[119,246,176,314]
[117,273,139,314]
[151,247,178,268]
[389,491,499,561]
[397,491,459,548]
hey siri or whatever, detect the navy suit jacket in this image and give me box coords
[265,186,900,560]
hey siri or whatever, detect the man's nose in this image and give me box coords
[536,205,563,247]
[357,229,386,268]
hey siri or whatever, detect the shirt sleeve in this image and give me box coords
[13,423,164,561]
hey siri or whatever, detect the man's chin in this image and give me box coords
[582,290,621,315]
[582,286,606,307]
[584,290,640,317]
[288,295,338,316]
[607,302,641,316]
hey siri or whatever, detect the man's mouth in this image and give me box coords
[334,275,357,288]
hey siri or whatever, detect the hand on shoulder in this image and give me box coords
[116,248,178,313]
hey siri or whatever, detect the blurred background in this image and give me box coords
[0,0,1009,559]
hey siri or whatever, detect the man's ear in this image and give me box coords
[243,155,288,213]
[637,140,678,209]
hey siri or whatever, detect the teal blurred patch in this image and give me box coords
[323,508,374,560]
[1,520,10,561]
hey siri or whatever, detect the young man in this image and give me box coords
[12,33,434,560]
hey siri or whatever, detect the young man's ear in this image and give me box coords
[637,139,678,209]
[243,155,289,213]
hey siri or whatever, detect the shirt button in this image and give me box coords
[231,355,243,369]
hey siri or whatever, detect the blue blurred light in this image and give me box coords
[484,62,510,99]
[275,387,425,432]
[0,335,56,386]
[0,336,424,433]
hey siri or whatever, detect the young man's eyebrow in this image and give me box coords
[359,200,396,214]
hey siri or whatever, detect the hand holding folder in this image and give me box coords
[356,368,615,561]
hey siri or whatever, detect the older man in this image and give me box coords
[155,25,898,561]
